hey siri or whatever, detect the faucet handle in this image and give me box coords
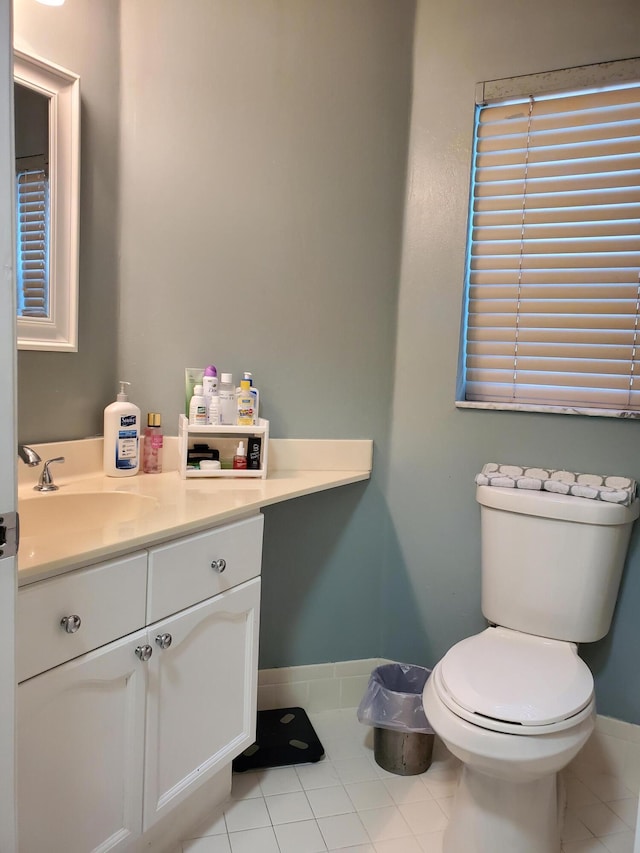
[34,456,65,492]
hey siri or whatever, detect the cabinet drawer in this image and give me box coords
[17,552,147,683]
[147,514,263,622]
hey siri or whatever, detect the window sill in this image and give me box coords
[455,401,640,420]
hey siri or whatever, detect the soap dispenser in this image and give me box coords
[103,381,141,477]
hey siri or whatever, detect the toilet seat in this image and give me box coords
[434,626,594,736]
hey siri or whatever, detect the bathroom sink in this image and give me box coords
[19,491,158,540]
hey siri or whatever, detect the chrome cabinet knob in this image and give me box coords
[211,558,226,573]
[155,633,172,650]
[60,615,81,633]
[135,644,153,662]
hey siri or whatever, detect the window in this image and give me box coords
[16,161,49,318]
[458,59,640,416]
[14,49,80,352]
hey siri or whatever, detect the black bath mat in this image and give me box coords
[232,707,325,772]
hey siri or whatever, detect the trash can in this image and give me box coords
[357,663,434,776]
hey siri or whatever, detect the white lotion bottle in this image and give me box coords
[189,384,208,425]
[103,381,141,477]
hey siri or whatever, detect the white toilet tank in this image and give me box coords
[477,485,639,643]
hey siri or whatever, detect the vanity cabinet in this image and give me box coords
[16,514,263,853]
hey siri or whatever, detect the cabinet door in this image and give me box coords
[143,577,260,829]
[18,630,148,853]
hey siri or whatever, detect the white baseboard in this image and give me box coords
[259,660,640,797]
[258,658,390,714]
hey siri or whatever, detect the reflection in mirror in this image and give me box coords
[14,83,49,319]
[13,49,80,351]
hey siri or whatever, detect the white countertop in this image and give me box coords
[17,437,373,585]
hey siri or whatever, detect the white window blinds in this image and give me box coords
[16,167,49,318]
[463,81,640,412]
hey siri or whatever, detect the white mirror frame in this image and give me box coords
[14,49,80,352]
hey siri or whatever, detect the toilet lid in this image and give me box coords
[439,627,593,727]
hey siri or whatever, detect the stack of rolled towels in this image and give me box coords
[475,463,637,507]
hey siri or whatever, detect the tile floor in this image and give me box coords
[179,708,639,853]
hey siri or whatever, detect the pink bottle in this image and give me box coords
[142,412,163,474]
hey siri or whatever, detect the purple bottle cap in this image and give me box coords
[204,365,217,377]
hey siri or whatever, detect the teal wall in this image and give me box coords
[14,0,640,724]
[387,0,640,723]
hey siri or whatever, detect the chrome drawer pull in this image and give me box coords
[211,558,226,573]
[155,633,172,650]
[60,615,81,634]
[135,644,153,662]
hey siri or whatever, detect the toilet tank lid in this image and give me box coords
[476,485,640,525]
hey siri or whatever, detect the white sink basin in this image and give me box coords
[19,491,158,539]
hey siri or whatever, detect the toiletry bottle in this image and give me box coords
[247,436,262,470]
[208,393,221,425]
[189,384,208,425]
[236,379,255,426]
[103,381,141,477]
[142,412,163,474]
[202,365,218,401]
[219,373,236,425]
[242,371,260,421]
[233,441,247,469]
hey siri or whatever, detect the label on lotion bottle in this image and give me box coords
[116,414,139,469]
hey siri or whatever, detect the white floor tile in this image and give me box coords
[345,780,395,810]
[183,837,231,853]
[421,771,459,799]
[334,757,380,785]
[184,809,227,839]
[297,760,342,790]
[578,772,634,803]
[358,805,413,842]
[435,796,454,818]
[600,831,635,853]
[257,765,303,796]
[383,775,432,805]
[374,837,423,852]
[562,839,609,853]
[230,772,262,800]
[566,775,602,808]
[574,802,629,837]
[273,819,328,853]
[399,799,449,835]
[228,826,279,853]
[317,812,371,849]
[307,785,355,818]
[176,707,640,853]
[562,809,595,843]
[265,790,315,824]
[416,830,446,852]
[606,798,638,828]
[223,797,271,833]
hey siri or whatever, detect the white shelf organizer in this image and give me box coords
[178,415,269,479]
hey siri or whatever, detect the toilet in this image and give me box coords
[423,484,639,853]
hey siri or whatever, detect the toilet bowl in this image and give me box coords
[423,626,595,852]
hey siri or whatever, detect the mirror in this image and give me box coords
[14,49,79,351]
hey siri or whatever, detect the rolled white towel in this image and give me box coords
[516,477,543,490]
[544,479,571,495]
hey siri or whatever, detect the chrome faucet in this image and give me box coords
[18,445,41,467]
[34,457,65,492]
